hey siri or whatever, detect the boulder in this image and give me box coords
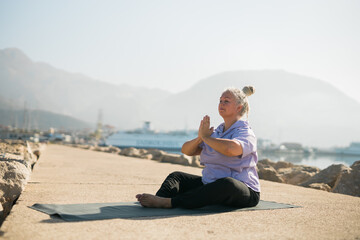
[308,183,331,192]
[281,168,315,185]
[332,161,360,197]
[179,155,192,166]
[160,153,191,166]
[301,164,351,189]
[33,150,41,160]
[274,161,294,170]
[0,202,3,222]
[0,154,31,220]
[257,166,284,183]
[191,155,202,168]
[140,153,153,160]
[120,147,143,157]
[93,146,105,152]
[146,149,167,161]
[299,165,320,174]
[106,146,121,154]
[258,159,276,168]
[278,165,319,185]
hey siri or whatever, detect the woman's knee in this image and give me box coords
[215,177,238,189]
[216,177,250,195]
[167,171,184,178]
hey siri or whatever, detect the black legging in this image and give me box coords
[155,171,260,209]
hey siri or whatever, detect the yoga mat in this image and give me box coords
[30,200,300,222]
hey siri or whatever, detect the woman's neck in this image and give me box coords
[223,116,241,132]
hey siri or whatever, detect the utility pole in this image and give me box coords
[95,109,103,141]
[23,101,29,131]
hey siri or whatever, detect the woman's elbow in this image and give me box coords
[224,145,243,157]
[181,145,193,156]
[181,147,188,155]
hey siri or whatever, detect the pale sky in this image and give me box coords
[1,0,359,103]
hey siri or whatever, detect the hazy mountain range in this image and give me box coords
[1,48,360,147]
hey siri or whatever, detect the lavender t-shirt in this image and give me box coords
[199,120,261,192]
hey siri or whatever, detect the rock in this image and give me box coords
[332,161,360,197]
[146,149,167,161]
[278,165,319,185]
[160,153,191,166]
[87,146,95,151]
[299,165,320,174]
[191,155,202,168]
[120,147,142,157]
[301,164,351,189]
[140,153,153,160]
[274,161,294,170]
[106,146,121,154]
[308,183,331,192]
[281,168,315,185]
[258,159,276,168]
[257,166,284,183]
[33,150,40,160]
[0,140,43,224]
[93,146,104,152]
[24,141,37,169]
[0,156,31,220]
[138,149,148,156]
[0,203,3,222]
[179,155,192,166]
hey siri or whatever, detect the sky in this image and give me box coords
[1,0,360,103]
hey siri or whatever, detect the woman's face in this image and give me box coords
[218,91,242,118]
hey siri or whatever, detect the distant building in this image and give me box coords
[280,142,303,151]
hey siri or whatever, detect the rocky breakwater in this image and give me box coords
[0,140,44,226]
[71,144,202,168]
[258,159,360,197]
[71,144,360,197]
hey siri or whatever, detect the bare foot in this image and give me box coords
[136,193,172,208]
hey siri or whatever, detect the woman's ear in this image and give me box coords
[237,104,243,113]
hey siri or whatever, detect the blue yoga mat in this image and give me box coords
[29,200,300,222]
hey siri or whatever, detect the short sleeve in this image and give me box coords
[232,129,257,158]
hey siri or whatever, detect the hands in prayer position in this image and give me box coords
[198,115,214,140]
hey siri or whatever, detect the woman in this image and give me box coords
[136,86,260,209]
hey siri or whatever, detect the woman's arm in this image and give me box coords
[201,136,243,157]
[199,115,243,157]
[181,137,203,156]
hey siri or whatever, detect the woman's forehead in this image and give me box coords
[220,91,234,98]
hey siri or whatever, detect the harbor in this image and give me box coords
[1,121,359,170]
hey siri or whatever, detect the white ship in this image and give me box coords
[335,142,360,156]
[105,122,197,152]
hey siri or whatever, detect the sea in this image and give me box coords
[169,150,359,170]
[257,153,359,170]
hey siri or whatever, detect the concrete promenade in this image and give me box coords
[1,144,360,239]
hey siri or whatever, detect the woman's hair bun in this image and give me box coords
[242,86,255,97]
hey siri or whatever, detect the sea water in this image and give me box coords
[257,153,359,170]
[170,150,358,170]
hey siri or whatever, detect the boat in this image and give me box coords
[105,121,197,152]
[335,142,360,156]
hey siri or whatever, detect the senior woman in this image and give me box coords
[136,86,260,209]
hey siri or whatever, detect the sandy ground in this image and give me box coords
[1,144,359,240]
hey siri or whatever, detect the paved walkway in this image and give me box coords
[1,144,360,239]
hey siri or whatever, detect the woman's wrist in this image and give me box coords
[196,136,204,144]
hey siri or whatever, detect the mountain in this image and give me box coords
[0,109,92,131]
[150,71,360,147]
[1,48,360,147]
[0,48,171,129]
